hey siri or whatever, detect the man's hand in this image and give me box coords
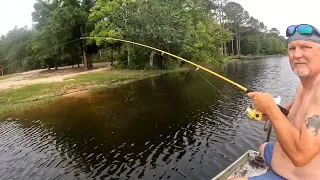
[247,92,277,114]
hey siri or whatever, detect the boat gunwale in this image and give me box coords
[211,150,259,180]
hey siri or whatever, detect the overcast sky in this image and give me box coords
[0,0,36,36]
[1,0,320,37]
[232,0,320,36]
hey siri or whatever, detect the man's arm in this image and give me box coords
[267,94,320,167]
[284,101,294,111]
[262,101,293,120]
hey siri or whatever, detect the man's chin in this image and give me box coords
[294,70,310,77]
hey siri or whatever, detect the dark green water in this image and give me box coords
[0,57,299,180]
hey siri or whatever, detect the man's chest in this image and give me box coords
[287,93,314,129]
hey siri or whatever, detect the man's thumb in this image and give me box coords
[247,92,256,98]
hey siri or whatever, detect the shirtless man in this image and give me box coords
[229,24,320,180]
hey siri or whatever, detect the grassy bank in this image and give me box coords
[0,68,189,115]
[0,74,17,81]
[221,54,286,62]
[221,55,241,62]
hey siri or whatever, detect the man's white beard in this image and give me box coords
[291,60,310,77]
[294,68,310,77]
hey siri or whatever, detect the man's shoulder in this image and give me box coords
[311,78,320,105]
[295,83,303,96]
[314,76,320,93]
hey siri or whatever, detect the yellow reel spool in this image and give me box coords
[245,96,282,121]
[245,107,263,121]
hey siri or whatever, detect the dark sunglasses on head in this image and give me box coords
[286,24,320,37]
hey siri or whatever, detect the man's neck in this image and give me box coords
[300,73,320,90]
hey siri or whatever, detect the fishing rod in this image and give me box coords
[81,37,289,120]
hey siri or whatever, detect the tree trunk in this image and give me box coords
[224,43,227,54]
[17,64,20,72]
[238,33,241,55]
[83,49,88,69]
[124,8,131,68]
[238,39,239,55]
[149,51,155,68]
[99,50,102,60]
[126,44,131,68]
[118,45,121,55]
[235,33,238,55]
[231,39,234,55]
[55,59,58,70]
[110,45,114,66]
[161,55,164,69]
[88,55,93,69]
[80,26,88,70]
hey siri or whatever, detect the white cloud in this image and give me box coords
[232,0,320,36]
[0,0,36,36]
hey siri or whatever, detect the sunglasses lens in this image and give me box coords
[298,24,313,35]
[287,25,296,36]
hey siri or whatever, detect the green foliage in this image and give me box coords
[241,34,286,55]
[89,0,232,69]
[0,0,289,74]
[0,27,39,74]
[221,1,287,56]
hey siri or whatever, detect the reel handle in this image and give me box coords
[246,89,289,117]
[277,105,289,116]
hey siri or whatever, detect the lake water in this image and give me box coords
[0,57,300,180]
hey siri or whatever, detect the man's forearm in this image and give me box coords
[267,104,302,163]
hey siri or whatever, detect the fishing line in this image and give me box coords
[3,39,81,70]
[194,68,234,102]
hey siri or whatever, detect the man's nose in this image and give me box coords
[293,48,303,59]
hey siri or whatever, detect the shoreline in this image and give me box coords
[239,54,286,60]
[0,67,190,115]
[0,55,286,116]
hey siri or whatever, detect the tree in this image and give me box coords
[269,28,281,37]
[89,0,136,67]
[212,0,230,54]
[31,0,95,70]
[0,0,289,75]
[89,0,232,69]
[0,27,36,74]
[242,35,261,55]
[223,1,249,55]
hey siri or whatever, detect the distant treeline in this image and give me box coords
[0,0,287,74]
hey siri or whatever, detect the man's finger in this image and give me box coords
[247,92,257,98]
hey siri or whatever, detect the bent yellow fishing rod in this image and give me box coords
[80,37,289,118]
[81,37,247,91]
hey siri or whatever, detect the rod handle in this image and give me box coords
[246,89,289,117]
[277,104,289,116]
